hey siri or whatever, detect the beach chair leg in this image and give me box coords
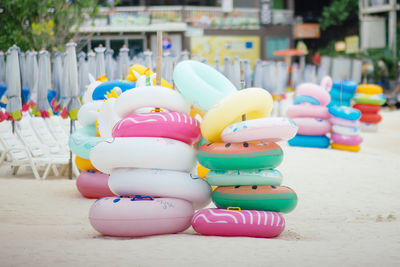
[73,163,80,178]
[12,166,19,175]
[42,164,52,180]
[30,163,41,180]
[52,165,60,176]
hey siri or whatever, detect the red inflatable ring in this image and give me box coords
[360,113,382,124]
[353,104,381,114]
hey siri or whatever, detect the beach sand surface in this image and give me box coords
[0,110,399,267]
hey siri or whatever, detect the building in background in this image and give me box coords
[77,0,295,62]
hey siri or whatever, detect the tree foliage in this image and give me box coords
[319,0,359,31]
[0,0,99,52]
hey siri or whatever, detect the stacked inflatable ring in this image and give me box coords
[89,85,212,237]
[174,61,298,238]
[69,100,115,199]
[328,80,357,107]
[286,77,332,148]
[353,84,385,132]
[329,106,362,152]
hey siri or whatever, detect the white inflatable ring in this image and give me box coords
[332,124,360,136]
[206,169,283,186]
[115,86,190,118]
[292,118,331,136]
[97,98,121,138]
[108,168,212,210]
[77,101,103,127]
[90,137,197,174]
[89,196,193,237]
[221,117,297,143]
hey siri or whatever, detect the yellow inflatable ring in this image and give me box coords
[356,84,383,95]
[75,156,98,171]
[201,88,273,142]
[331,142,360,152]
[126,64,173,89]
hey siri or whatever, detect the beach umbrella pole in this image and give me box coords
[240,60,246,121]
[69,119,73,179]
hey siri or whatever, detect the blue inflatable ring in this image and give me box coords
[288,135,330,149]
[92,80,136,100]
[328,106,361,121]
[332,80,358,93]
[330,88,354,101]
[293,95,320,105]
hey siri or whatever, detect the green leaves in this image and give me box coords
[319,0,358,31]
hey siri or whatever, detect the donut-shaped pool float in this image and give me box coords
[75,156,98,171]
[77,101,103,126]
[198,141,283,170]
[331,142,360,152]
[292,118,331,136]
[356,84,383,95]
[192,208,285,238]
[97,97,121,138]
[286,105,330,120]
[92,80,136,100]
[173,60,237,111]
[353,104,381,114]
[296,83,331,106]
[328,106,361,121]
[108,168,211,210]
[331,133,363,146]
[332,125,360,136]
[353,93,386,106]
[330,116,359,128]
[360,122,378,132]
[206,169,283,186]
[220,117,298,143]
[76,171,115,199]
[212,185,297,213]
[288,135,330,148]
[90,137,197,174]
[329,88,354,101]
[201,88,273,142]
[68,125,102,160]
[115,86,190,118]
[328,99,351,107]
[293,95,320,105]
[89,196,193,237]
[112,112,201,145]
[360,113,382,124]
[332,80,358,92]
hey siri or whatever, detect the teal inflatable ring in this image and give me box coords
[206,169,283,186]
[173,60,237,111]
[198,141,283,170]
[68,125,102,160]
[212,185,297,213]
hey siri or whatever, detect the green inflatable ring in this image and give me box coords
[206,169,283,186]
[198,141,283,170]
[68,125,102,160]
[212,185,297,213]
[353,98,385,106]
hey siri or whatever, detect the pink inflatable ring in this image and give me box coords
[293,118,331,135]
[286,105,330,120]
[331,133,363,146]
[192,208,285,238]
[221,117,298,143]
[89,196,193,237]
[112,112,201,145]
[76,171,116,199]
[330,117,360,128]
[296,80,331,106]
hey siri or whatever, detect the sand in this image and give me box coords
[0,110,399,267]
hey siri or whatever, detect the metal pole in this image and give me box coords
[69,119,73,180]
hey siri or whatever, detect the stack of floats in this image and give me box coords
[329,106,362,152]
[286,78,332,148]
[328,80,358,107]
[89,85,212,237]
[69,80,137,199]
[174,60,298,238]
[353,84,385,132]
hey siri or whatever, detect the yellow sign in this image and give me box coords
[190,36,260,68]
[335,41,346,52]
[345,36,359,54]
[296,41,309,55]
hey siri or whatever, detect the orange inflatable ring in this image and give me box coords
[75,156,98,172]
[356,84,383,95]
[331,142,360,152]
